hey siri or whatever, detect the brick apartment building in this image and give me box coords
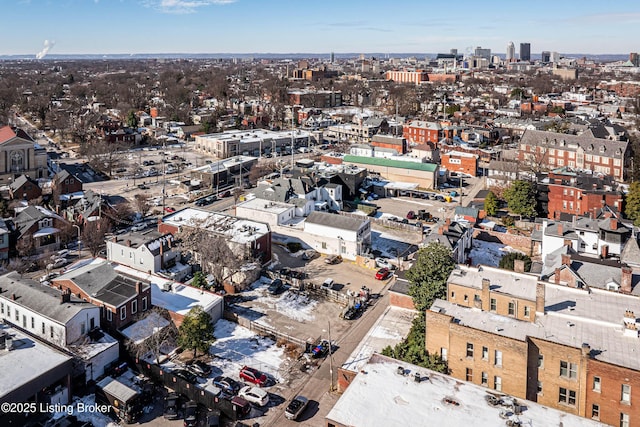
[403,120,453,147]
[385,69,427,84]
[440,151,478,177]
[518,129,629,181]
[426,264,640,426]
[543,168,624,219]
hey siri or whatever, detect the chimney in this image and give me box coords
[136,281,143,294]
[126,239,131,247]
[557,223,563,235]
[554,268,561,284]
[581,343,591,358]
[601,244,609,259]
[11,293,16,301]
[112,235,117,243]
[535,282,545,315]
[481,278,490,311]
[444,218,451,233]
[623,310,639,337]
[621,266,633,293]
[61,290,71,304]
[513,259,525,273]
[610,218,618,230]
[561,253,571,266]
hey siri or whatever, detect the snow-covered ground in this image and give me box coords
[209,318,286,381]
[469,239,524,267]
[370,231,416,260]
[49,395,119,427]
[242,276,318,323]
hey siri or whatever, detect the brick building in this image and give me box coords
[370,134,407,154]
[385,69,427,84]
[51,260,151,331]
[543,168,624,219]
[8,174,41,201]
[518,129,629,181]
[440,151,478,177]
[426,263,640,426]
[403,120,453,147]
[52,169,83,196]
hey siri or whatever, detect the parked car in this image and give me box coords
[375,267,392,280]
[285,395,309,420]
[268,279,284,295]
[187,360,212,377]
[174,369,198,384]
[321,278,335,290]
[218,190,231,198]
[47,258,69,270]
[163,393,180,420]
[324,254,342,265]
[40,272,60,283]
[311,340,330,358]
[301,249,318,260]
[406,210,416,219]
[131,222,149,232]
[238,386,269,407]
[239,366,268,387]
[375,257,393,270]
[213,376,241,395]
[205,409,221,427]
[183,401,198,427]
[164,206,176,213]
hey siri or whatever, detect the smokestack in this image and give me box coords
[621,266,633,293]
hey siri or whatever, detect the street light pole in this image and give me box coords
[72,224,81,256]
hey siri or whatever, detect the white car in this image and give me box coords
[46,258,68,270]
[131,222,149,232]
[238,386,269,407]
[375,257,393,270]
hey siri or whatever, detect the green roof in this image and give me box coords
[343,155,438,173]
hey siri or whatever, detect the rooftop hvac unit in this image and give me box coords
[161,282,172,292]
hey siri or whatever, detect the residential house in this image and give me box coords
[486,160,520,188]
[403,120,453,147]
[8,174,41,201]
[303,211,371,261]
[52,260,151,331]
[453,206,480,225]
[0,126,48,184]
[0,272,119,382]
[52,169,83,197]
[0,219,9,260]
[423,219,473,263]
[14,205,69,255]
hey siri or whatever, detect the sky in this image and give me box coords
[2,0,640,56]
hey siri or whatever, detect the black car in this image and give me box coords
[183,401,198,427]
[188,360,212,376]
[174,369,198,383]
[213,376,241,395]
[163,393,180,420]
[205,409,221,427]
[268,278,284,295]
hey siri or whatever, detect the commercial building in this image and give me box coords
[385,69,428,84]
[520,42,531,61]
[342,155,438,189]
[506,41,515,62]
[425,263,640,426]
[303,211,371,261]
[403,120,453,147]
[440,151,478,177]
[194,129,314,159]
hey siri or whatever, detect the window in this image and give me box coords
[321,242,327,249]
[591,404,599,420]
[466,368,473,382]
[621,384,631,403]
[463,294,468,302]
[142,297,148,311]
[466,343,474,358]
[6,306,9,317]
[481,372,488,386]
[15,309,19,321]
[31,317,34,329]
[560,361,577,379]
[22,315,26,328]
[524,306,530,318]
[132,300,138,314]
[81,322,85,335]
[0,302,3,314]
[494,376,502,391]
[50,326,54,338]
[490,298,497,311]
[41,322,45,334]
[106,309,112,322]
[495,350,503,367]
[559,387,576,406]
[593,376,601,392]
[451,291,455,299]
[537,381,543,394]
[120,306,126,320]
[621,413,630,427]
[441,347,448,361]
[482,346,489,360]
[538,354,544,368]
[508,302,515,316]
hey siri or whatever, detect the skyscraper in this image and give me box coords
[506,41,515,62]
[474,46,491,60]
[541,51,551,63]
[520,43,531,61]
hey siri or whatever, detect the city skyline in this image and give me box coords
[2,0,640,56]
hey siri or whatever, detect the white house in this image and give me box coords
[0,272,119,382]
[303,212,371,260]
[235,198,297,227]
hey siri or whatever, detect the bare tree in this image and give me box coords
[16,235,35,258]
[82,217,111,257]
[126,307,177,364]
[133,194,152,218]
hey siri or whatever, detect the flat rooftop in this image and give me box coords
[236,197,293,214]
[162,207,270,245]
[327,353,606,427]
[0,323,73,400]
[448,265,538,301]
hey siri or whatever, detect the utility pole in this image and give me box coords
[328,320,334,392]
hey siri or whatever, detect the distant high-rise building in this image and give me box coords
[330,52,335,63]
[520,43,531,61]
[630,52,639,67]
[450,48,458,56]
[474,46,491,60]
[506,41,515,62]
[541,51,551,63]
[550,51,560,63]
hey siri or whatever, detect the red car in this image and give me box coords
[375,268,392,280]
[239,366,268,387]
[164,206,176,213]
